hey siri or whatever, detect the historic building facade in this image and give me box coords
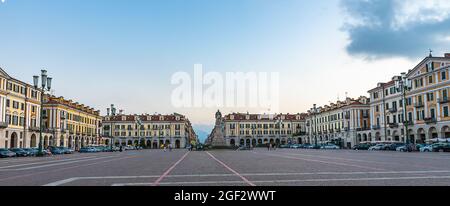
[102,113,196,149]
[0,68,44,149]
[368,54,450,144]
[305,96,370,148]
[42,96,103,150]
[215,112,307,147]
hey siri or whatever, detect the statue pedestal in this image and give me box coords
[209,110,229,148]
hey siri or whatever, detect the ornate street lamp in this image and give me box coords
[394,72,412,151]
[311,104,318,148]
[33,69,52,157]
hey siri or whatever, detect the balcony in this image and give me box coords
[424,117,437,124]
[29,126,40,132]
[371,125,381,130]
[0,122,8,129]
[344,127,350,132]
[388,123,399,128]
[388,107,397,113]
[414,102,424,108]
[356,127,370,131]
[438,97,449,104]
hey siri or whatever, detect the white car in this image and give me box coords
[420,145,433,152]
[321,144,340,149]
[368,144,384,151]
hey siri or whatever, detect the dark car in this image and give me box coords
[79,147,97,153]
[432,143,450,152]
[22,148,39,156]
[238,145,253,150]
[58,147,74,154]
[0,149,17,158]
[353,144,370,150]
[48,146,65,155]
[279,144,290,149]
[9,148,29,157]
[385,143,405,151]
[195,144,205,151]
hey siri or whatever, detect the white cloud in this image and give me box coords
[393,0,450,29]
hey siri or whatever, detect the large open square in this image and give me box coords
[1,149,450,186]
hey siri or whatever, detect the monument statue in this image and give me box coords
[209,110,227,147]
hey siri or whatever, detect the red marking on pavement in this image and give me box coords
[153,151,190,186]
[206,152,256,186]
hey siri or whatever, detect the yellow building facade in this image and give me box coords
[42,96,102,150]
[0,68,43,149]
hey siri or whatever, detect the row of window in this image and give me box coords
[375,89,449,112]
[5,82,39,99]
[108,131,182,137]
[5,115,25,126]
[109,124,183,131]
[375,106,449,126]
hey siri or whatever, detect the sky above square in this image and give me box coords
[1,0,449,129]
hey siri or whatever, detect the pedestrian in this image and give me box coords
[269,143,272,151]
[169,144,172,152]
[163,145,167,152]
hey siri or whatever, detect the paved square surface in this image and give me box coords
[1,148,450,186]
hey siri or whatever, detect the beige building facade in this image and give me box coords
[219,113,307,147]
[102,113,196,149]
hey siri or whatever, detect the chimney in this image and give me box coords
[445,53,450,58]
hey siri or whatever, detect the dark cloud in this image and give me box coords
[341,0,450,59]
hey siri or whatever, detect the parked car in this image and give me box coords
[420,144,433,152]
[279,144,290,149]
[22,148,39,156]
[431,143,450,152]
[416,144,429,151]
[368,144,385,151]
[290,144,300,149]
[9,148,30,157]
[48,146,65,155]
[301,144,311,149]
[237,145,252,150]
[353,144,370,150]
[0,148,16,158]
[321,144,340,149]
[59,147,74,154]
[396,145,407,152]
[385,143,405,151]
[79,147,98,153]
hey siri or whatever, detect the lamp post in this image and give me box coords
[277,118,282,147]
[312,104,318,148]
[135,116,143,149]
[33,70,52,157]
[251,124,256,148]
[394,73,412,151]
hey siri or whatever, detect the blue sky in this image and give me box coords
[1,0,450,141]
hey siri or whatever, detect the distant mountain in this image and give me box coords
[193,124,214,143]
